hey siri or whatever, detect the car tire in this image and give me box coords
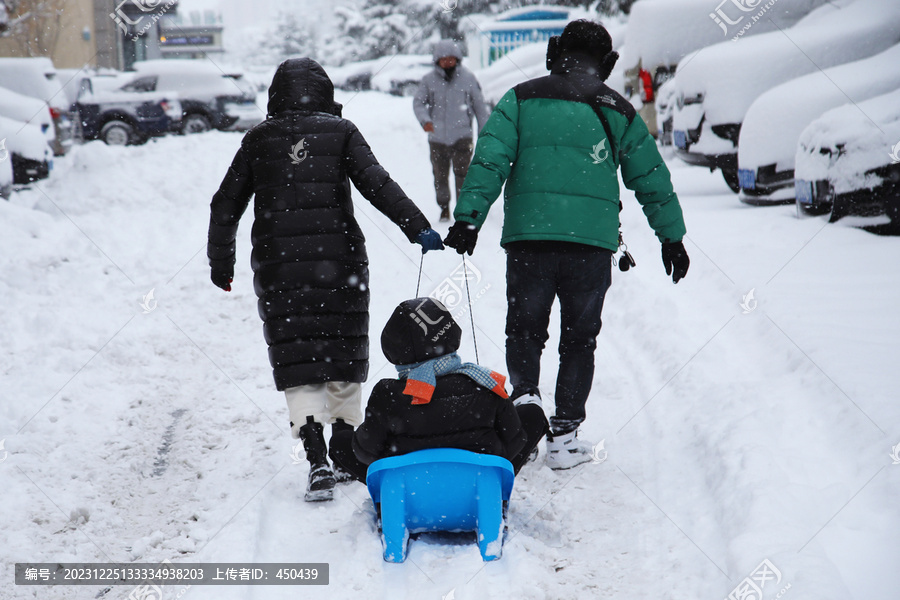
[828,195,849,223]
[100,120,135,146]
[796,198,831,217]
[721,167,740,193]
[182,113,212,134]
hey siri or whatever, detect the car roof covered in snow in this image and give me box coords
[621,0,832,72]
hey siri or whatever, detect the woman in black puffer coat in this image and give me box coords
[207,58,442,502]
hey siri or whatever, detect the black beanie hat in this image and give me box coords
[547,19,618,78]
[381,297,462,366]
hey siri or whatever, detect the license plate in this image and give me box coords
[673,130,687,149]
[738,168,756,190]
[795,179,814,205]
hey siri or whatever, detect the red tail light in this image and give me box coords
[49,107,61,120]
[639,69,654,103]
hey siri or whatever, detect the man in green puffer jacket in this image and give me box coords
[444,20,689,470]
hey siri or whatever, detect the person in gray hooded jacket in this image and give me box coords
[413,40,490,221]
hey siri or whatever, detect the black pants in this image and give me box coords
[429,138,473,209]
[505,244,613,435]
[328,404,549,483]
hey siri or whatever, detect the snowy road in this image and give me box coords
[1,90,898,600]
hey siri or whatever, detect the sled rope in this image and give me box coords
[463,255,479,364]
[415,253,424,297]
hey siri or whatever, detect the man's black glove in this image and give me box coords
[210,260,233,292]
[443,221,479,256]
[661,241,689,284]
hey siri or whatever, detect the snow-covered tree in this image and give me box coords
[0,0,66,56]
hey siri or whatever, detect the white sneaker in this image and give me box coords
[513,393,543,408]
[545,430,593,470]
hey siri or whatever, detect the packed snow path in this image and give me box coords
[1,91,898,600]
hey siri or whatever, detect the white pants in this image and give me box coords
[285,382,363,439]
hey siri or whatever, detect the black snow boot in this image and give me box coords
[330,419,355,484]
[298,417,335,502]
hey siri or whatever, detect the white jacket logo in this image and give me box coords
[289,139,308,164]
[889,141,900,164]
[590,139,609,164]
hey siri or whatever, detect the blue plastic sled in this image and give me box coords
[366,448,515,562]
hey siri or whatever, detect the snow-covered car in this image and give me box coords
[621,0,830,138]
[473,42,548,107]
[0,114,53,184]
[0,137,12,198]
[0,86,55,150]
[737,43,900,204]
[670,0,900,192]
[331,55,433,96]
[74,78,182,146]
[794,88,900,223]
[655,79,677,147]
[0,57,74,156]
[129,60,262,133]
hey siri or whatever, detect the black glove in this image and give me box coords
[443,221,479,256]
[210,260,233,292]
[661,241,689,284]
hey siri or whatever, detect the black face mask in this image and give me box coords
[442,65,457,80]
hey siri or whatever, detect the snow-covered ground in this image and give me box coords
[1,90,898,600]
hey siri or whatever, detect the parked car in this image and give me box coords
[0,57,74,156]
[332,55,436,97]
[621,0,830,137]
[0,138,12,198]
[73,78,182,146]
[737,43,900,204]
[0,114,53,184]
[655,79,677,147]
[0,86,55,150]
[129,60,262,133]
[794,88,900,224]
[669,0,900,192]
[371,56,433,97]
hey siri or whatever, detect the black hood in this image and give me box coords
[381,298,461,366]
[267,58,341,116]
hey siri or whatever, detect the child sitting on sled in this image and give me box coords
[328,297,549,481]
